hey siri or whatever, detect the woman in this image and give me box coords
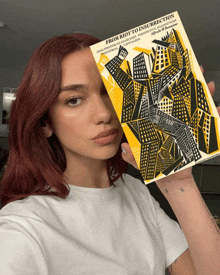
[0,33,219,274]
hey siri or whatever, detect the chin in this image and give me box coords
[95,144,120,160]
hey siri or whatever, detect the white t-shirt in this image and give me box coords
[0,174,188,275]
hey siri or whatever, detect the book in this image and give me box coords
[90,11,220,184]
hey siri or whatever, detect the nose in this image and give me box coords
[92,94,113,125]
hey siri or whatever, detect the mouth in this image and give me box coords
[92,128,119,145]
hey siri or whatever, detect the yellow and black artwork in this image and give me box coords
[91,12,220,184]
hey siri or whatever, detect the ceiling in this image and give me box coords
[0,0,220,100]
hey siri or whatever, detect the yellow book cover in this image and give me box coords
[90,11,220,184]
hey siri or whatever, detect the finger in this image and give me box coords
[200,65,204,74]
[199,65,215,97]
[217,106,220,116]
[207,81,215,97]
[121,143,139,170]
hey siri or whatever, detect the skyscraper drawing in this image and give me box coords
[98,28,219,182]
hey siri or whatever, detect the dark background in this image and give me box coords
[0,0,220,93]
[0,0,220,218]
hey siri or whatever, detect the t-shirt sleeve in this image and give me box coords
[0,218,48,275]
[146,187,189,268]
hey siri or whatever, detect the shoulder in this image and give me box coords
[0,197,50,274]
[0,193,61,222]
[121,173,157,205]
[121,173,150,194]
[119,173,161,220]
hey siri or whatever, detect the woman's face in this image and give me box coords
[45,48,123,163]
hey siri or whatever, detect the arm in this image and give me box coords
[158,168,220,275]
[159,80,220,275]
[123,146,220,275]
[166,248,196,275]
[122,81,220,274]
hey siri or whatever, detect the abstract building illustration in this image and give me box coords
[91,17,220,183]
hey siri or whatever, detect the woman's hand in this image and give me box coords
[121,143,139,170]
[200,66,219,115]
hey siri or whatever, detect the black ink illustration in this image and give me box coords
[104,29,219,182]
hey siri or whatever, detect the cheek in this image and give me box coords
[50,108,86,139]
[57,119,84,139]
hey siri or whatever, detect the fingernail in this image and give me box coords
[210,81,215,85]
[121,145,127,154]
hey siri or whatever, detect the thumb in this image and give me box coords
[121,143,139,170]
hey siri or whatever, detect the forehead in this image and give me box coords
[61,48,98,86]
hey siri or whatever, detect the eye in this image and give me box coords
[66,97,83,106]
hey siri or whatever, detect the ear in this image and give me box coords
[42,122,53,138]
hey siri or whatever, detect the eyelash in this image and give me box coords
[65,97,83,106]
[65,89,109,106]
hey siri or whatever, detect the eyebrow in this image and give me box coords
[60,84,87,93]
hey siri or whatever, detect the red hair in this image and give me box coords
[0,33,127,207]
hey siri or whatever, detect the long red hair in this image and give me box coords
[0,33,127,207]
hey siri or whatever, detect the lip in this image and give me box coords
[92,128,119,140]
[92,128,119,145]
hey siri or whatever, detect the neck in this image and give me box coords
[63,155,111,188]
